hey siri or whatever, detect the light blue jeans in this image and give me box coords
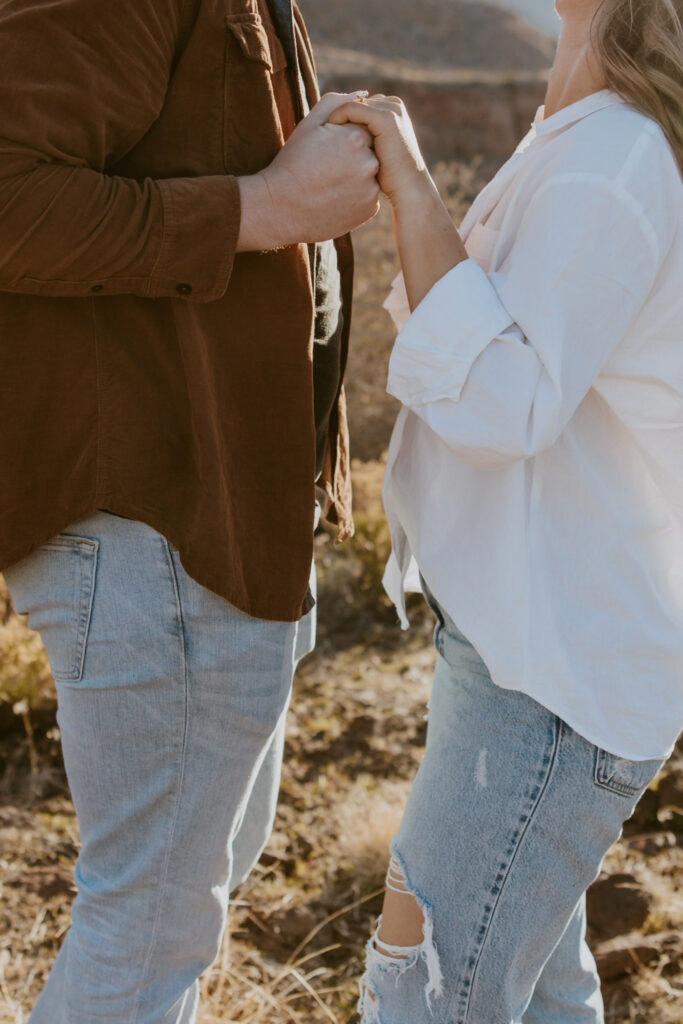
[4,511,316,1024]
[358,584,665,1024]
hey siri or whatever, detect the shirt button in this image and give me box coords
[176,283,193,296]
[90,284,103,293]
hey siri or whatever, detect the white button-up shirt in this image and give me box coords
[383,90,683,761]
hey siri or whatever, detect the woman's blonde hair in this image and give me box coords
[593,0,683,174]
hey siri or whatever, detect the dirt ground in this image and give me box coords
[1,169,683,1023]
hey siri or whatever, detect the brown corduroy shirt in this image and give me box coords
[0,0,354,622]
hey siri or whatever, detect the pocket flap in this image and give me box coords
[226,15,287,73]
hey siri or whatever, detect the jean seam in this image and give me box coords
[74,540,99,682]
[453,716,564,1024]
[594,780,638,796]
[131,537,189,1024]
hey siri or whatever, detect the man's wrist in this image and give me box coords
[236,172,292,253]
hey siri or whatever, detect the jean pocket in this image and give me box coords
[593,747,663,798]
[4,536,99,682]
[418,575,445,654]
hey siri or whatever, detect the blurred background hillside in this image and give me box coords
[487,0,561,36]
[302,0,556,73]
[1,3,682,1023]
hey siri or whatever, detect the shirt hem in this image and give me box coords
[1,499,313,625]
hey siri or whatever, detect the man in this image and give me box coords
[0,0,379,1019]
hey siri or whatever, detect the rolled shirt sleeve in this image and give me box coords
[0,0,241,302]
[387,171,666,468]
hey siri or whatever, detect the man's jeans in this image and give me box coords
[4,511,316,1023]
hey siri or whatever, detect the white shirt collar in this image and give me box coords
[532,88,626,138]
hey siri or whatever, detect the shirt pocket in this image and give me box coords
[3,536,99,683]
[593,747,663,799]
[223,0,290,175]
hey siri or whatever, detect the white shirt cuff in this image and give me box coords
[387,258,513,407]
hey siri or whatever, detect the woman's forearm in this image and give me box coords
[392,173,469,313]
[325,94,469,308]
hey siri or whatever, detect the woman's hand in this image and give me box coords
[327,95,431,208]
[329,94,468,315]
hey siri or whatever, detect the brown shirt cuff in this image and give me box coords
[153,174,242,302]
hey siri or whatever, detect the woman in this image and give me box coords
[328,0,683,1021]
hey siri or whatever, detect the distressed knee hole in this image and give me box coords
[377,855,425,956]
[357,851,445,1021]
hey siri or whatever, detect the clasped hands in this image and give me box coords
[242,91,433,250]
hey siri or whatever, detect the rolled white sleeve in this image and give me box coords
[387,173,665,468]
[387,259,513,405]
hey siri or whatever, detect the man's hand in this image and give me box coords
[327,94,430,209]
[236,93,381,252]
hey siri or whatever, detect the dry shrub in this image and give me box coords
[0,616,52,713]
[0,582,54,775]
[334,778,411,877]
